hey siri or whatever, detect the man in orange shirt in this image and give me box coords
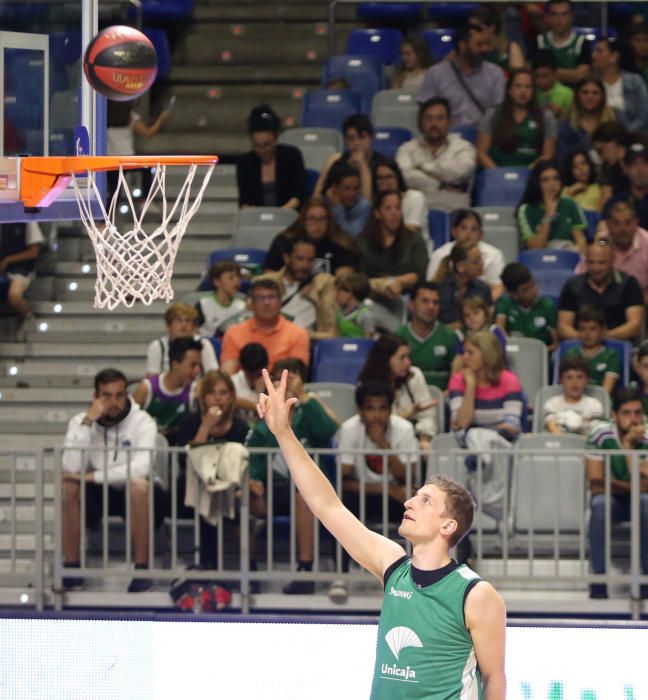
[220,279,310,374]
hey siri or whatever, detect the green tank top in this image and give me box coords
[337,303,368,338]
[370,558,482,700]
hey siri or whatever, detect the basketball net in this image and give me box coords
[71,161,214,310]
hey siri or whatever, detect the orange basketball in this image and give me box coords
[83,25,157,102]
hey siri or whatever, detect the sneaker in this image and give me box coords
[128,577,153,593]
[282,579,315,595]
[589,583,608,599]
[328,579,348,604]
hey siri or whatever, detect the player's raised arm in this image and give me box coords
[257,369,406,581]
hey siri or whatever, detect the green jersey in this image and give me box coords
[537,81,574,117]
[565,344,620,386]
[587,420,648,481]
[488,111,543,167]
[495,294,556,346]
[517,196,587,247]
[371,558,482,699]
[395,322,457,390]
[337,303,373,337]
[537,32,588,69]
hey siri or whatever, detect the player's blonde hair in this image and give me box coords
[425,475,475,547]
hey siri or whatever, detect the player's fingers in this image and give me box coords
[286,397,298,411]
[278,369,289,398]
[257,393,269,419]
[261,368,274,395]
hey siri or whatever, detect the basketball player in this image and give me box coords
[257,369,506,699]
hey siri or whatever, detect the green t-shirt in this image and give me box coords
[517,196,587,247]
[537,81,574,116]
[395,322,457,390]
[537,32,587,69]
[337,303,373,338]
[587,420,648,481]
[565,345,621,386]
[488,112,543,167]
[495,294,556,346]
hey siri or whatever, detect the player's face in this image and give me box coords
[215,270,241,297]
[359,395,391,431]
[95,380,129,423]
[399,485,453,543]
[561,369,587,401]
[203,380,233,414]
[409,288,440,324]
[175,349,202,385]
[615,401,644,435]
[168,315,195,339]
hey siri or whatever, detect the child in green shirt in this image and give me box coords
[532,50,574,119]
[334,272,375,338]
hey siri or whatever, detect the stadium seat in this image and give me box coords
[474,206,516,230]
[311,338,375,383]
[304,168,319,197]
[450,125,477,144]
[428,209,451,250]
[134,0,195,21]
[373,126,412,159]
[518,249,580,271]
[573,26,618,44]
[584,209,601,240]
[206,336,222,360]
[279,127,343,171]
[301,89,363,131]
[357,3,422,22]
[506,338,548,405]
[321,55,385,113]
[532,385,610,432]
[143,29,171,78]
[480,226,519,264]
[198,248,266,291]
[233,208,299,249]
[304,382,357,423]
[365,296,406,333]
[371,89,419,133]
[421,28,456,62]
[346,28,403,65]
[473,167,529,207]
[426,3,479,20]
[552,339,632,386]
[532,269,573,301]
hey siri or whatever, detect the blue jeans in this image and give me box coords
[589,494,648,574]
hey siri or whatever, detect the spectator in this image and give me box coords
[146,303,218,377]
[395,282,459,390]
[448,330,524,519]
[432,240,493,328]
[517,159,588,252]
[322,161,372,237]
[586,385,648,599]
[544,355,604,434]
[0,222,44,328]
[469,6,525,72]
[532,49,574,119]
[558,239,644,341]
[357,190,429,299]
[564,305,621,395]
[634,343,648,417]
[591,38,648,132]
[496,262,557,348]
[625,23,648,89]
[236,104,305,209]
[231,342,268,421]
[62,368,161,592]
[396,98,476,212]
[452,296,507,374]
[604,142,648,229]
[418,24,506,128]
[427,209,505,300]
[134,337,202,444]
[358,335,437,449]
[391,35,433,91]
[247,358,339,594]
[477,68,557,168]
[591,121,630,198]
[263,195,358,277]
[220,278,310,374]
[196,261,246,337]
[561,148,604,212]
[334,272,375,338]
[535,0,591,86]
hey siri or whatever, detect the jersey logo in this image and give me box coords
[385,626,423,660]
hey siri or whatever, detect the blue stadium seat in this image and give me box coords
[302,89,363,131]
[584,209,601,240]
[207,336,222,359]
[421,28,456,61]
[143,29,171,78]
[357,3,422,22]
[131,0,195,21]
[451,125,477,144]
[573,26,618,44]
[427,3,479,20]
[552,339,632,385]
[532,269,574,301]
[518,249,580,271]
[373,127,412,159]
[371,89,419,132]
[305,168,319,197]
[50,32,81,66]
[198,248,266,291]
[321,55,384,113]
[473,167,529,207]
[428,209,451,250]
[346,28,403,65]
[312,338,375,383]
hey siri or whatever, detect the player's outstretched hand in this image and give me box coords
[257,369,297,437]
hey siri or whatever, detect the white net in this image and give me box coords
[71,161,215,310]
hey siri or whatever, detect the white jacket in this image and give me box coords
[62,397,158,485]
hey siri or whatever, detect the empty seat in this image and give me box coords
[365,296,406,333]
[505,338,548,405]
[373,126,412,159]
[474,206,516,230]
[518,249,580,271]
[135,0,195,21]
[305,168,319,197]
[279,127,343,171]
[305,382,357,423]
[421,28,455,61]
[302,89,363,131]
[532,384,610,432]
[311,337,375,383]
[532,269,573,301]
[232,208,299,249]
[450,125,477,144]
[428,209,450,250]
[143,29,171,78]
[573,26,618,44]
[480,226,518,264]
[427,3,479,20]
[321,55,385,112]
[346,28,403,65]
[371,89,419,133]
[357,3,423,22]
[473,167,530,207]
[552,339,632,385]
[584,209,601,240]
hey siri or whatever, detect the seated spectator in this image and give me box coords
[357,190,429,299]
[604,142,648,230]
[62,368,162,592]
[418,24,505,128]
[561,149,604,212]
[0,222,44,327]
[134,337,202,444]
[146,303,218,377]
[334,272,375,338]
[220,279,310,374]
[396,97,477,212]
[535,0,591,87]
[469,6,525,73]
[263,195,358,277]
[565,305,621,395]
[371,158,426,238]
[427,209,505,300]
[517,159,588,253]
[452,296,507,373]
[236,104,305,209]
[558,239,644,342]
[196,261,246,337]
[477,68,557,168]
[586,385,648,599]
[231,343,268,421]
[449,330,524,520]
[256,236,336,339]
[175,370,250,569]
[247,358,339,594]
[322,161,372,238]
[496,262,557,348]
[391,35,433,91]
[625,23,648,89]
[432,240,493,328]
[544,355,604,434]
[358,335,438,449]
[395,282,458,390]
[532,49,574,119]
[591,38,648,132]
[591,121,630,200]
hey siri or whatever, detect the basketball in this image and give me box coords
[83,25,157,102]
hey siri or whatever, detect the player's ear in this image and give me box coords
[441,518,458,539]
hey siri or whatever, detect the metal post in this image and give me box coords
[82,0,99,155]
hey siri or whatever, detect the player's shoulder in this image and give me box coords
[464,579,506,622]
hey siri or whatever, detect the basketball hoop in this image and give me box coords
[19,155,218,309]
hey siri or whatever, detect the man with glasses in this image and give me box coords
[220,279,310,375]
